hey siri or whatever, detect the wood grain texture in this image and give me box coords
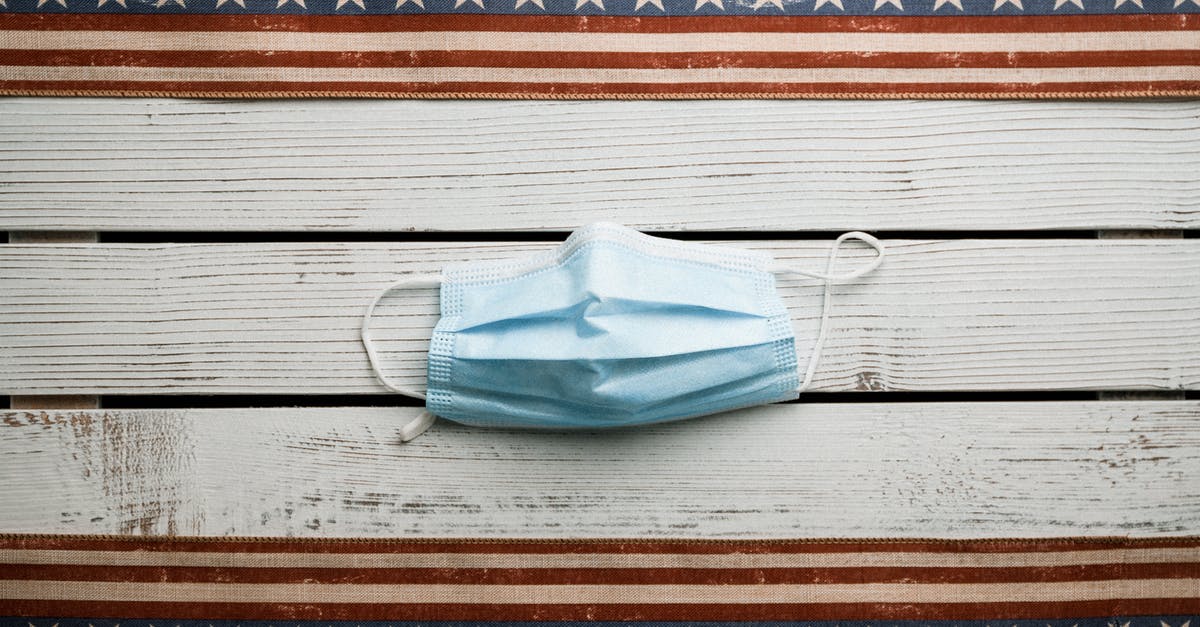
[7,231,101,410]
[2,239,1198,395]
[1,402,1196,537]
[0,98,1197,232]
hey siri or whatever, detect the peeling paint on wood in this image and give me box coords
[1,403,1196,537]
[2,409,200,534]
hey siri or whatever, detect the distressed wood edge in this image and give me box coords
[7,231,98,244]
[8,395,99,409]
[1097,230,1187,239]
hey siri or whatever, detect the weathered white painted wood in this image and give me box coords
[1093,229,1190,402]
[6,231,101,410]
[2,402,1196,537]
[0,99,1197,231]
[2,239,1197,394]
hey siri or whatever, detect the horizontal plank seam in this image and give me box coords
[73,230,1200,243]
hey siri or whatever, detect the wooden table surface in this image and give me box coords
[1,98,1197,539]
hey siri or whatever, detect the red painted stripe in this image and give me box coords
[6,562,1197,585]
[0,12,1194,33]
[6,49,1198,69]
[3,534,1198,554]
[1,79,1198,97]
[5,599,1200,621]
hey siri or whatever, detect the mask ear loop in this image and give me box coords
[772,232,885,394]
[361,273,443,442]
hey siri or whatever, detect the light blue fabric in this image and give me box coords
[425,223,799,429]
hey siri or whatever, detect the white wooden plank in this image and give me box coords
[0,98,1196,231]
[6,231,101,411]
[1093,230,1191,398]
[2,239,1197,394]
[2,402,1196,537]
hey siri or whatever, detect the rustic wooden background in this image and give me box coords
[1,98,1197,538]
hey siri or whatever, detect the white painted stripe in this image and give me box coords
[1,578,1197,603]
[2,64,1197,84]
[0,29,1196,53]
[3,547,1197,569]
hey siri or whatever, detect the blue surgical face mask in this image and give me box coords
[362,223,884,441]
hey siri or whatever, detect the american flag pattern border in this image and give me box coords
[3,621,1200,627]
[0,535,1198,621]
[0,10,1196,98]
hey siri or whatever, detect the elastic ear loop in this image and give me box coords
[361,273,443,442]
[772,232,885,394]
